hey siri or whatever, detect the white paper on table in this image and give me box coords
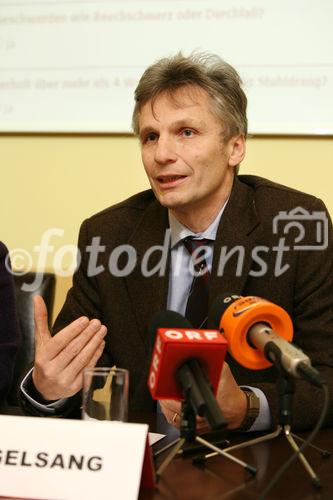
[148,432,165,446]
[0,415,150,500]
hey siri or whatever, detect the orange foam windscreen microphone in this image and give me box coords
[208,293,324,387]
[148,310,228,400]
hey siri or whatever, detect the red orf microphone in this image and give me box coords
[148,311,228,429]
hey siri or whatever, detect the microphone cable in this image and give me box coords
[259,382,330,500]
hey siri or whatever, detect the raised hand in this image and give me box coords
[32,295,107,401]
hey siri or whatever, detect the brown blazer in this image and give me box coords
[23,175,333,430]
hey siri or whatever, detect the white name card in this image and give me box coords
[0,415,155,500]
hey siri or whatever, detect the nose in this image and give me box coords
[154,136,177,165]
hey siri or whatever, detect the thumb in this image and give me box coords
[33,295,51,348]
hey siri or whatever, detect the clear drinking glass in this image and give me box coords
[82,367,129,421]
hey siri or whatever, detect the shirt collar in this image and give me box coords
[168,200,228,249]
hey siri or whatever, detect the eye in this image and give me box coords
[144,132,158,143]
[181,129,194,137]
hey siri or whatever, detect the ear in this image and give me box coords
[227,135,246,167]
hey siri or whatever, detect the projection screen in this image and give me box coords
[0,0,332,135]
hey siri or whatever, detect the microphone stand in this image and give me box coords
[196,372,330,488]
[154,359,257,479]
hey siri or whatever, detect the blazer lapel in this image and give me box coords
[210,177,262,304]
[124,198,170,351]
[124,177,262,350]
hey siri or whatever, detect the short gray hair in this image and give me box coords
[132,52,247,141]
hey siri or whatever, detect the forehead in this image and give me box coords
[138,85,215,128]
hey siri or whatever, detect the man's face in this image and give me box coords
[138,85,243,226]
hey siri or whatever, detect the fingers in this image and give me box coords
[33,329,107,400]
[196,417,211,434]
[160,399,182,427]
[160,399,181,414]
[34,294,93,362]
[67,325,107,378]
[34,295,51,348]
[160,399,211,431]
[85,338,106,370]
[46,316,90,359]
[33,310,107,400]
[53,320,105,367]
[70,339,106,395]
[158,361,240,432]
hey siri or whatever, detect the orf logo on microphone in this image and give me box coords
[164,329,220,341]
[148,334,163,393]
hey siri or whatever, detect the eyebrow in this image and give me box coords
[139,126,157,140]
[139,118,204,139]
[171,118,204,129]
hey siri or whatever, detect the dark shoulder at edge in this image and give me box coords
[238,175,321,205]
[0,241,8,259]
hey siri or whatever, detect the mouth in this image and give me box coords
[156,175,187,188]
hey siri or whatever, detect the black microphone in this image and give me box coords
[209,293,324,388]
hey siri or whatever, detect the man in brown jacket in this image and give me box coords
[20,53,333,431]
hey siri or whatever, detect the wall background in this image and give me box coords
[1,134,332,319]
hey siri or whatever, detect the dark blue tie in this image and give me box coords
[183,237,211,328]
